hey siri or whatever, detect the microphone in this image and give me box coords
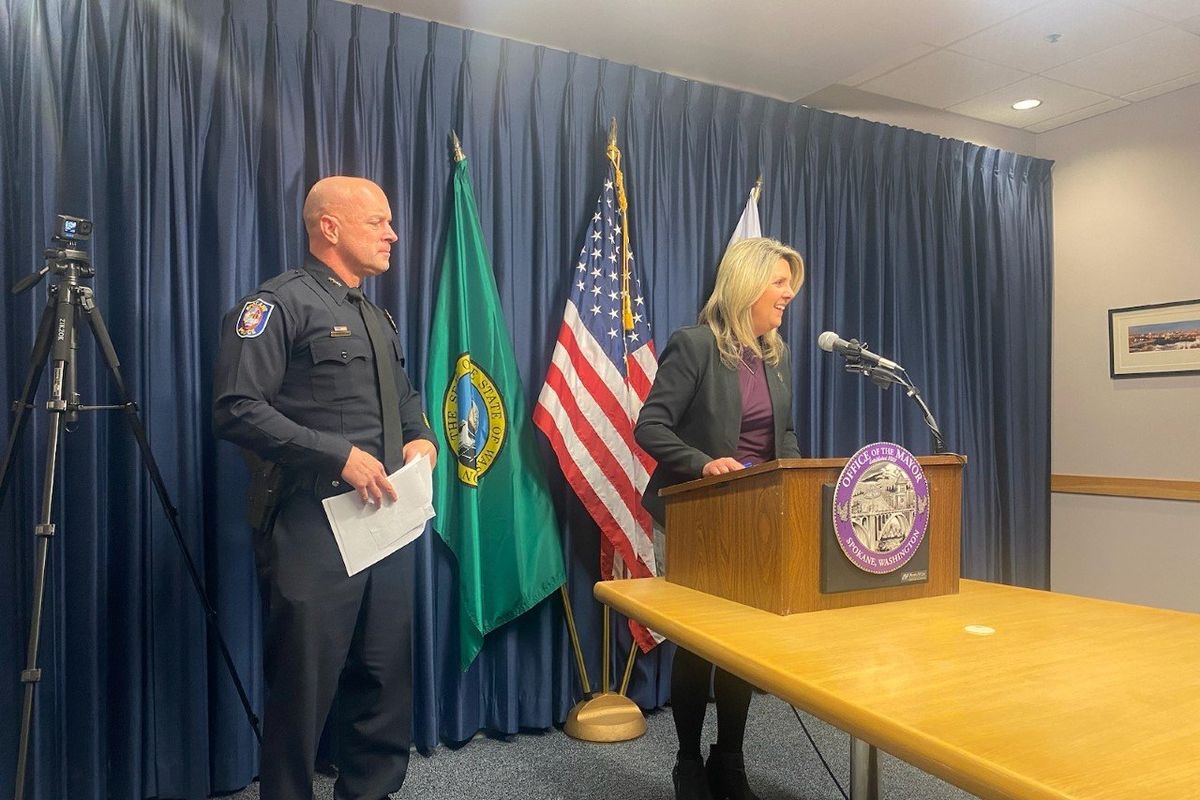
[817,331,947,453]
[817,331,900,371]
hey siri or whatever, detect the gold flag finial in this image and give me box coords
[752,174,763,202]
[605,123,635,333]
[451,130,466,162]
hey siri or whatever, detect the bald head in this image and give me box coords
[303,176,385,235]
[304,176,397,285]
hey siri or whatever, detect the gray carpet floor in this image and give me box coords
[223,694,977,799]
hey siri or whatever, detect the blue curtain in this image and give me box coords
[0,0,1052,797]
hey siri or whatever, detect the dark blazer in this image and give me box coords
[634,325,802,524]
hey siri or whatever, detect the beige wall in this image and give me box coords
[806,84,1200,613]
[1036,84,1200,613]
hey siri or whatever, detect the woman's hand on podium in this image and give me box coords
[702,457,745,477]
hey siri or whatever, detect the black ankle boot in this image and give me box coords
[673,755,714,800]
[705,745,761,800]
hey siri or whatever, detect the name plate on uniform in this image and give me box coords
[821,442,930,593]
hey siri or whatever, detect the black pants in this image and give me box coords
[256,493,414,800]
[670,646,753,759]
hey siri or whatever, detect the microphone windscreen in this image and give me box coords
[817,331,839,352]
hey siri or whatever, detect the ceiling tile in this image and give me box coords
[860,50,1029,109]
[946,75,1113,126]
[1024,97,1130,130]
[1110,0,1200,21]
[362,0,1194,133]
[836,0,1044,47]
[842,44,937,86]
[664,13,919,101]
[1121,69,1200,99]
[950,0,1165,72]
[1045,27,1200,96]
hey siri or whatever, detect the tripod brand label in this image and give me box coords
[236,298,275,338]
[832,442,930,574]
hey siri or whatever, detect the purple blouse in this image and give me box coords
[734,348,774,465]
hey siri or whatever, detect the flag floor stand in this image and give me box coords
[563,690,646,742]
[560,591,646,742]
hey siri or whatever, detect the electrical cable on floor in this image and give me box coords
[791,704,849,800]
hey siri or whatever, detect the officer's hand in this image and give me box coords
[403,439,437,469]
[701,457,745,477]
[341,446,399,506]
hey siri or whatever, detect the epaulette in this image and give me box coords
[258,269,306,292]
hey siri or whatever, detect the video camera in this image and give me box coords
[10,214,95,296]
[54,214,93,243]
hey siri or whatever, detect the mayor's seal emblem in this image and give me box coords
[832,442,930,574]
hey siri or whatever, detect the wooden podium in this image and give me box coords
[660,456,964,615]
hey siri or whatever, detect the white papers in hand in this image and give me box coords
[322,455,435,576]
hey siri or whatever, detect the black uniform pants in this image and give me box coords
[256,492,414,800]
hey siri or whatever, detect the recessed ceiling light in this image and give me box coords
[1012,99,1042,110]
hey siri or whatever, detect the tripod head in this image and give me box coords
[12,214,95,295]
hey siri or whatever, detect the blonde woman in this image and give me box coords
[635,237,804,800]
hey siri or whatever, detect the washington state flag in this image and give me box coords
[425,153,566,670]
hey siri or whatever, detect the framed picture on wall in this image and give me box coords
[1109,299,1200,378]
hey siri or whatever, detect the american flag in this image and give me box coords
[533,160,660,652]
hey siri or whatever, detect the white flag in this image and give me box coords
[726,184,762,248]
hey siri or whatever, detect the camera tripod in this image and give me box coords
[0,219,261,800]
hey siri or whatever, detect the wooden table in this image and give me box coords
[594,578,1200,800]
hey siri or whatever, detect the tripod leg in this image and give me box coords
[0,295,57,507]
[12,278,81,796]
[78,291,263,743]
[14,307,73,800]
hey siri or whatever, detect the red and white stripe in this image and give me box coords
[534,301,661,652]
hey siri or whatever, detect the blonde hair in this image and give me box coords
[698,237,804,368]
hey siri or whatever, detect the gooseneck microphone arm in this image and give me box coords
[902,377,946,455]
[817,330,947,454]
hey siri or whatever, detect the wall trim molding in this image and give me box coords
[1051,474,1200,503]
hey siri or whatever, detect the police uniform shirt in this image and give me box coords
[213,255,433,484]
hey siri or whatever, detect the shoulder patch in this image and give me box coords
[236,298,275,338]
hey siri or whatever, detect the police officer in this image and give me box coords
[213,176,437,800]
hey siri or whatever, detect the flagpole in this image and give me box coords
[605,117,644,703]
[447,132,599,699]
[606,118,635,333]
[559,585,593,697]
[601,605,611,692]
[606,118,644,699]
[431,131,572,672]
[617,637,638,695]
[562,120,647,743]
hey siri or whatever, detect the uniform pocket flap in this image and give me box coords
[310,337,371,365]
